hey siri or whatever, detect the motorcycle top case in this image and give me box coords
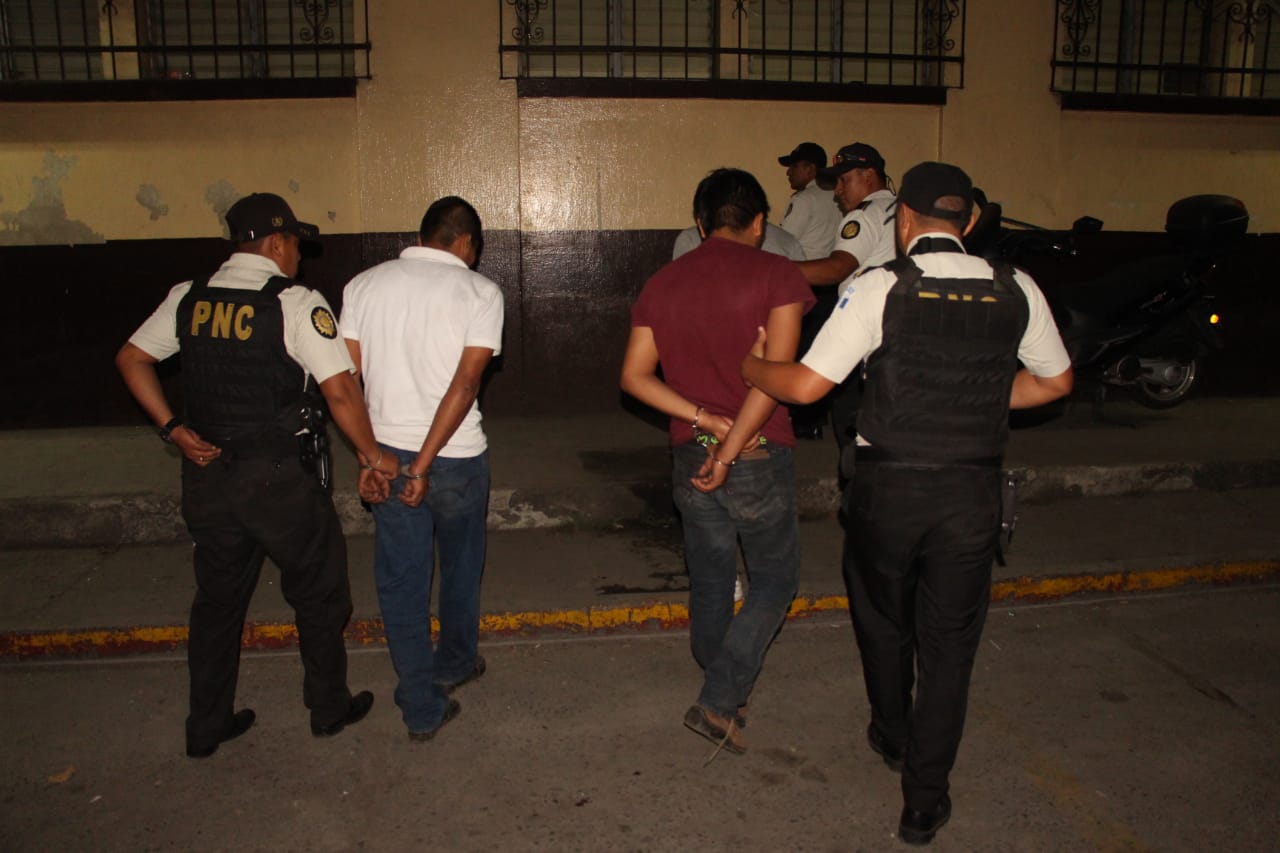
[1165,194,1249,256]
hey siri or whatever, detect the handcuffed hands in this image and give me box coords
[690,446,733,493]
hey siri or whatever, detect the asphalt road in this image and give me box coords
[3,584,1278,852]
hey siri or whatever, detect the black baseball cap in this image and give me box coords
[225,192,319,243]
[817,142,886,185]
[778,142,827,168]
[898,161,974,221]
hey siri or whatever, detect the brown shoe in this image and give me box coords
[683,704,746,755]
[437,655,486,695]
[408,699,461,743]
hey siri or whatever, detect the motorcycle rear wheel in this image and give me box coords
[1133,357,1199,408]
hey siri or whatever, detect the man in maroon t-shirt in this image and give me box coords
[621,167,814,755]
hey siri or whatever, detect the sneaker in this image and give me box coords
[683,704,746,755]
[437,655,487,695]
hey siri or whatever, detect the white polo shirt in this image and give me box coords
[340,246,504,458]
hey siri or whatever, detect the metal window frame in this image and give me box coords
[498,0,966,104]
[1051,0,1280,115]
[0,0,372,101]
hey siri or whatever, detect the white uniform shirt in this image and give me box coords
[672,223,806,261]
[802,233,1071,403]
[832,188,898,271]
[128,252,355,386]
[340,246,504,458]
[780,180,841,260]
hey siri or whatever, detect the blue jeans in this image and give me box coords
[671,442,800,717]
[371,447,489,732]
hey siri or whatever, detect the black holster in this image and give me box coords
[996,469,1019,566]
[297,401,333,491]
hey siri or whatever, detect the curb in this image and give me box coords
[3,459,1279,549]
[4,560,1277,662]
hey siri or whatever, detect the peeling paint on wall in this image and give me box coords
[328,211,337,222]
[0,152,105,246]
[204,180,241,238]
[135,184,169,221]
[288,179,300,193]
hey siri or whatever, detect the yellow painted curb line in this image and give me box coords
[2,560,1276,661]
[989,559,1280,602]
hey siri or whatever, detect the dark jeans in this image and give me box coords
[181,452,354,749]
[843,459,1001,811]
[671,442,800,717]
[371,447,489,732]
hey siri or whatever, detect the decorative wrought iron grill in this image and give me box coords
[0,0,370,84]
[499,1,965,90]
[1053,0,1279,99]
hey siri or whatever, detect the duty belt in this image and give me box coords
[853,447,1004,469]
[200,435,299,457]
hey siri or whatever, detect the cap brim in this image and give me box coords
[816,162,855,190]
[778,155,796,166]
[292,221,320,242]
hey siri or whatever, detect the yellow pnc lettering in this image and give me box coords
[211,303,234,338]
[190,300,212,335]
[234,305,254,340]
[190,300,254,340]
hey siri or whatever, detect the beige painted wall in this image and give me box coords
[944,0,1280,232]
[0,100,358,244]
[2,0,1277,245]
[516,97,938,231]
[354,2,521,233]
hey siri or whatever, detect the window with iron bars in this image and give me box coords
[1052,0,1280,113]
[0,0,370,100]
[499,1,965,103]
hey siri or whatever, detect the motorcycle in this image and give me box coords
[964,191,1249,408]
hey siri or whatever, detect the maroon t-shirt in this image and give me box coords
[631,235,815,447]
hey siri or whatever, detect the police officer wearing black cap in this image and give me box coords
[742,162,1073,845]
[794,142,899,448]
[116,192,399,758]
[778,142,840,261]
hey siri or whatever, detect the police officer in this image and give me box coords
[795,142,899,450]
[742,163,1073,845]
[115,192,399,758]
[777,141,840,261]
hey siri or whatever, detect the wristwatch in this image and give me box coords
[158,417,183,443]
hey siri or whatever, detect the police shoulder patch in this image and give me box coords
[841,220,861,240]
[311,306,337,339]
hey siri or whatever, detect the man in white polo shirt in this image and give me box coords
[340,196,504,743]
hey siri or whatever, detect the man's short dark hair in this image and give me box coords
[693,168,770,234]
[420,196,483,252]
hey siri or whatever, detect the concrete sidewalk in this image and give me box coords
[1,395,1279,661]
[2,396,1279,549]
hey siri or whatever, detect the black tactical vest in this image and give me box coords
[856,253,1029,463]
[175,275,306,442]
